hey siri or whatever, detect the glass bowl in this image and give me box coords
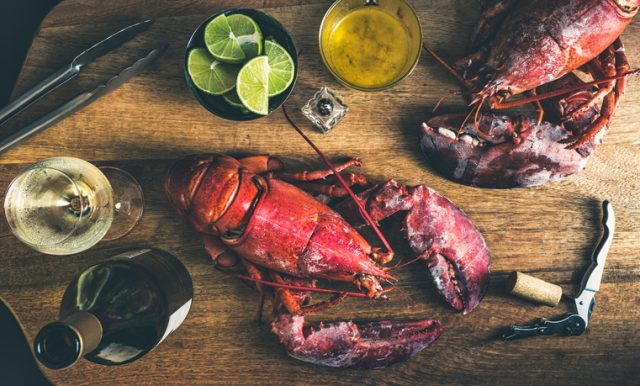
[319,0,423,92]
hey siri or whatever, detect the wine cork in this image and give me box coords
[506,271,562,307]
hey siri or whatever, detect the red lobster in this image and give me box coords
[164,154,490,368]
[421,0,639,188]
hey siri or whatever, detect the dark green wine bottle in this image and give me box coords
[34,249,193,369]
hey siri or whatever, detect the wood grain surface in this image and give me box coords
[1,1,639,384]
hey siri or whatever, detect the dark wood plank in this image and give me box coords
[1,1,639,384]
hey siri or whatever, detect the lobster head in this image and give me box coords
[164,154,242,234]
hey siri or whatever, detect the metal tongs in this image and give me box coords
[0,19,167,154]
[503,200,615,340]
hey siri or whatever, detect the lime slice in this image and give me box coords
[237,56,270,115]
[204,14,262,64]
[187,48,239,95]
[223,91,250,114]
[264,40,295,97]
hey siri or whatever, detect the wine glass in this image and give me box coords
[3,157,144,255]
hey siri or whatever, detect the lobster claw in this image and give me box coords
[404,184,490,314]
[420,114,594,188]
[272,314,442,369]
[335,181,491,314]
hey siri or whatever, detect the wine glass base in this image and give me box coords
[99,167,144,241]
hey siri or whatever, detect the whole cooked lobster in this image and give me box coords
[164,154,490,368]
[421,0,639,188]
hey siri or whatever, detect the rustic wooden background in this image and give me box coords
[0,0,639,384]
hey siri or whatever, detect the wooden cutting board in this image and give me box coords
[1,1,639,384]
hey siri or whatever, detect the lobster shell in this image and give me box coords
[475,0,639,102]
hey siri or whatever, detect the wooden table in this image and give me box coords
[1,1,639,384]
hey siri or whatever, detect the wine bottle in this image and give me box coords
[34,249,193,369]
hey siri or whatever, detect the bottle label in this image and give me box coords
[95,342,144,363]
[159,299,192,343]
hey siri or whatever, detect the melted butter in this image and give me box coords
[327,7,411,89]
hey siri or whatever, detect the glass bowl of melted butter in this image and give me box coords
[319,0,422,91]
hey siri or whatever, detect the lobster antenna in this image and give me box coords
[424,40,640,113]
[456,104,477,135]
[423,43,470,88]
[493,69,640,109]
[473,98,483,132]
[423,43,486,134]
[216,266,369,298]
[282,105,395,256]
[389,255,423,270]
[432,95,447,113]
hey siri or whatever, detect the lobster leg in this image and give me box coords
[241,155,370,197]
[204,236,239,268]
[268,158,361,182]
[294,183,352,198]
[205,233,358,317]
[564,89,615,149]
[528,88,544,125]
[332,172,369,186]
[242,259,269,323]
[270,273,348,315]
[562,46,616,124]
[613,39,630,107]
[204,236,269,321]
[270,272,303,315]
[206,237,355,320]
[563,39,629,149]
[239,155,285,173]
[294,173,371,198]
[297,293,347,314]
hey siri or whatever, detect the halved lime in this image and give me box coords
[264,40,295,97]
[223,91,250,114]
[187,48,239,95]
[236,56,270,115]
[204,13,262,64]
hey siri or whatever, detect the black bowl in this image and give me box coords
[184,8,298,121]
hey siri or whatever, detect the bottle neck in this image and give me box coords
[34,311,103,370]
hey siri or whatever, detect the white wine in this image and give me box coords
[4,157,113,255]
[34,249,193,369]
